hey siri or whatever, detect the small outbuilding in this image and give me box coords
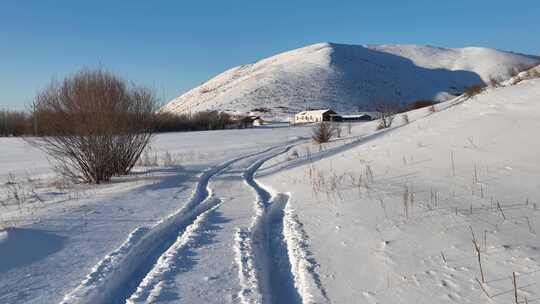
[340,112,380,122]
[238,115,262,128]
[294,109,341,124]
[252,117,264,126]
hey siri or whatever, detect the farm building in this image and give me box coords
[294,109,341,124]
[253,117,264,126]
[237,115,263,128]
[341,112,380,121]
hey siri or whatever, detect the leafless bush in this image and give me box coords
[528,67,540,78]
[312,122,337,143]
[463,84,485,98]
[26,69,157,184]
[488,76,502,88]
[407,100,435,110]
[519,66,540,81]
[402,114,410,124]
[374,98,400,129]
[162,150,174,167]
[137,149,159,167]
[507,66,522,78]
[0,174,43,229]
[161,150,184,167]
[507,64,537,83]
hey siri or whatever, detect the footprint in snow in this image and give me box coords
[440,279,459,290]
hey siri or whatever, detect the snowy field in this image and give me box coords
[1,78,540,303]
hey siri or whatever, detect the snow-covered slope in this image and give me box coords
[259,77,540,303]
[162,43,539,120]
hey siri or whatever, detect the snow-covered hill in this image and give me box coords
[162,43,539,120]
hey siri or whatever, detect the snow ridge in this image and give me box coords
[283,201,329,304]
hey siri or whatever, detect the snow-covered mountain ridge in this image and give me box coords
[162,43,539,120]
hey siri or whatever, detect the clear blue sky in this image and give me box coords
[1,0,539,109]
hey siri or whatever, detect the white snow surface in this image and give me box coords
[258,78,540,303]
[161,42,539,120]
[1,77,540,303]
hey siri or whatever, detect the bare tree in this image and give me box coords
[374,98,400,129]
[312,122,337,143]
[26,69,157,184]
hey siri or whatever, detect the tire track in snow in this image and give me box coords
[126,145,298,303]
[282,201,329,304]
[60,144,289,304]
[235,149,293,304]
[126,197,222,303]
[235,145,327,304]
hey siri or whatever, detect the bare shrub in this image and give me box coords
[463,84,485,98]
[160,150,183,167]
[488,76,502,88]
[402,114,410,124]
[312,122,337,143]
[518,66,540,81]
[507,64,535,83]
[374,98,400,130]
[407,100,435,110]
[529,67,540,79]
[507,66,521,78]
[0,173,44,229]
[26,69,157,184]
[137,149,159,167]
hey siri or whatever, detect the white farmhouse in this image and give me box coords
[294,109,340,124]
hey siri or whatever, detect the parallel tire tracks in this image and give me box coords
[61,144,290,304]
[236,145,328,304]
[126,145,297,303]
